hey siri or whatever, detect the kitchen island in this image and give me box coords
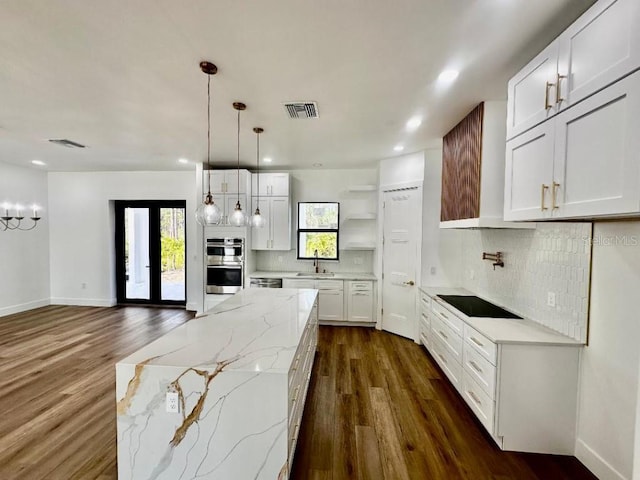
[115,288,318,480]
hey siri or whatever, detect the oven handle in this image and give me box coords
[207,264,242,269]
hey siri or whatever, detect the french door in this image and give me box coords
[114,200,186,306]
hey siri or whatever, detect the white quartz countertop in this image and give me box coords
[420,286,583,346]
[117,288,318,373]
[250,270,377,281]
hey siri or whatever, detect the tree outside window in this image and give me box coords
[297,202,339,260]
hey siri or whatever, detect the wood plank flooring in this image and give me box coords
[0,307,597,479]
[291,326,598,480]
[0,305,194,480]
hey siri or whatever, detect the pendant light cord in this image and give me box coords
[237,108,241,201]
[256,131,260,209]
[206,74,212,196]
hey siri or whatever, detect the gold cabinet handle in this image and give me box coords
[437,353,447,364]
[544,81,555,110]
[469,360,483,373]
[468,390,482,406]
[470,336,485,348]
[541,184,549,211]
[552,182,560,210]
[403,280,415,286]
[556,73,566,105]
[438,330,448,340]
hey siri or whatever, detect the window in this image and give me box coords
[297,202,339,260]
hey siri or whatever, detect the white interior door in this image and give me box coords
[382,189,420,339]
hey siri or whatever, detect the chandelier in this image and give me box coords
[1,202,41,231]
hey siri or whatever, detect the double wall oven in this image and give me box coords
[206,237,245,294]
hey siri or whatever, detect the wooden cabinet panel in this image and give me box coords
[441,103,483,222]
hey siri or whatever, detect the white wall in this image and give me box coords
[48,171,200,310]
[576,221,640,480]
[255,168,378,272]
[421,148,462,287]
[0,162,50,316]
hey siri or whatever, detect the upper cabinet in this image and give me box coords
[507,0,640,140]
[440,102,530,228]
[504,0,640,221]
[251,173,290,197]
[207,169,249,194]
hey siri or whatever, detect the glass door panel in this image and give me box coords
[124,207,150,300]
[160,207,186,301]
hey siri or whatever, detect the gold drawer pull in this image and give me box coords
[439,311,448,319]
[437,353,447,364]
[555,73,566,105]
[469,360,483,374]
[541,184,549,211]
[468,390,482,406]
[544,81,555,110]
[552,182,560,210]
[438,330,448,340]
[470,337,485,348]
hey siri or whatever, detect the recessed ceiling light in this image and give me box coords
[31,160,46,166]
[406,116,422,131]
[178,158,189,164]
[394,145,404,152]
[263,157,273,163]
[438,69,459,83]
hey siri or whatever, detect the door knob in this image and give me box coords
[403,280,415,286]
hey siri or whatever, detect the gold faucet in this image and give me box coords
[313,249,320,273]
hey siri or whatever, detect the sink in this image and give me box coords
[296,272,335,277]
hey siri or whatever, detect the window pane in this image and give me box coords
[299,203,338,229]
[299,232,338,259]
[160,207,185,301]
[125,208,150,300]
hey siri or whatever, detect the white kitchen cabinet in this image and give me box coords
[421,294,580,454]
[506,0,640,140]
[282,278,346,322]
[347,281,374,323]
[222,194,247,225]
[251,172,290,197]
[251,196,291,250]
[505,69,640,220]
[206,170,249,194]
[506,41,560,140]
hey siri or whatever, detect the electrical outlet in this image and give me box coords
[166,392,180,413]
[81,283,87,290]
[547,291,556,307]
[468,269,475,280]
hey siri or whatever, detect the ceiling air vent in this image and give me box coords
[49,139,86,148]
[284,102,319,119]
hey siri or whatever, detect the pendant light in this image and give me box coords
[251,127,266,228]
[195,61,222,226]
[228,102,249,227]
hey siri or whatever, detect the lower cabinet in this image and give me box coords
[287,299,318,474]
[420,294,581,454]
[283,279,376,324]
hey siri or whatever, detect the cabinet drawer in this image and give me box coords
[464,325,497,365]
[463,342,496,400]
[431,300,463,335]
[349,281,372,291]
[462,371,495,434]
[420,292,431,311]
[430,335,462,390]
[431,314,463,362]
[316,280,344,290]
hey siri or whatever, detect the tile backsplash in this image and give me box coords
[457,222,592,342]
[256,249,374,274]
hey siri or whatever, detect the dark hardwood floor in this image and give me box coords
[291,326,597,480]
[0,307,597,480]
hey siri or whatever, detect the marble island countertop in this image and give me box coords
[250,270,377,281]
[118,288,317,372]
[420,286,583,346]
[116,288,319,480]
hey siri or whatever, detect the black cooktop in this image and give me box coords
[437,295,522,319]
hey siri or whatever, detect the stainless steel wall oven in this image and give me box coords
[206,237,244,294]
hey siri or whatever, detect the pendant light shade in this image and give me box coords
[251,127,266,228]
[228,102,248,227]
[195,61,222,226]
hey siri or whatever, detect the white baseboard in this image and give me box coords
[186,301,199,312]
[50,297,117,307]
[575,438,628,480]
[0,298,51,318]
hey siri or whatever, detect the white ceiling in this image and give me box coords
[0,0,596,172]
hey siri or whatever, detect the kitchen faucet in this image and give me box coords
[313,249,320,273]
